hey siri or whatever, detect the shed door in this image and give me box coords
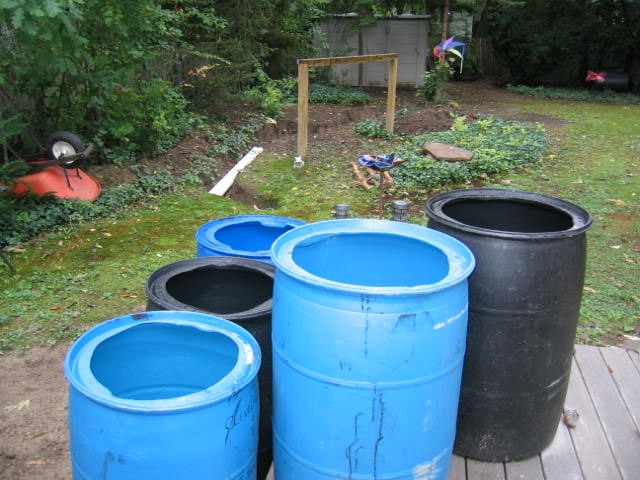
[362,20,428,88]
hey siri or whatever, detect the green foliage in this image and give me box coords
[353,119,397,139]
[0,170,175,246]
[417,63,454,103]
[248,77,372,118]
[248,77,297,118]
[506,84,639,104]
[210,117,265,156]
[0,160,30,186]
[309,83,372,105]
[92,80,201,163]
[0,0,193,164]
[486,0,640,85]
[393,117,548,189]
[0,115,265,247]
[417,70,438,101]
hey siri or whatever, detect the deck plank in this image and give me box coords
[504,454,544,480]
[575,345,640,479]
[566,355,622,479]
[448,454,466,480]
[627,348,640,373]
[600,347,640,429]
[466,458,505,480]
[539,418,583,480]
[266,346,639,480]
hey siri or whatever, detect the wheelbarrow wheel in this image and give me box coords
[47,131,85,168]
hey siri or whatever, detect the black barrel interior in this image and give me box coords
[165,267,273,314]
[442,199,574,233]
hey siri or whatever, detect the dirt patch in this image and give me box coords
[1,80,572,480]
[0,346,70,479]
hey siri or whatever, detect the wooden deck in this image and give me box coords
[267,345,640,480]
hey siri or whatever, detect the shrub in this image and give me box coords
[353,119,397,139]
[0,169,176,246]
[247,77,372,118]
[308,83,372,105]
[506,85,639,104]
[393,117,548,189]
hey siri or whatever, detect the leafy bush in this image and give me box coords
[486,0,640,85]
[392,117,548,189]
[93,80,202,163]
[0,115,264,247]
[416,70,438,101]
[0,170,176,246]
[247,77,297,119]
[0,0,196,165]
[247,77,372,118]
[353,119,397,139]
[506,85,639,104]
[309,83,372,105]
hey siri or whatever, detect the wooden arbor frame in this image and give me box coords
[296,53,399,159]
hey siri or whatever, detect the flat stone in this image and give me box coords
[422,142,473,162]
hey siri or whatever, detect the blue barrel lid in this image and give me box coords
[195,215,305,259]
[64,311,261,413]
[271,218,475,296]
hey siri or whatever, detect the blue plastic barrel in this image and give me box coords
[270,219,475,480]
[64,311,261,480]
[196,215,305,263]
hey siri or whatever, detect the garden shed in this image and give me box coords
[317,14,430,89]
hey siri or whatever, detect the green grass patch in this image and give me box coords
[483,101,640,345]
[1,92,638,351]
[242,154,376,221]
[507,84,639,104]
[0,193,254,352]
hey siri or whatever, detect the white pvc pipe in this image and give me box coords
[209,146,264,196]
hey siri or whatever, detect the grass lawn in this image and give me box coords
[483,100,639,344]
[1,87,638,351]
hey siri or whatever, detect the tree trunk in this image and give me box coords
[441,0,450,41]
[435,0,451,103]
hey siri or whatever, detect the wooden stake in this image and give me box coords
[386,56,398,134]
[350,161,371,190]
[296,54,399,160]
[297,62,309,160]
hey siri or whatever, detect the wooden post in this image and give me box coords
[296,54,399,160]
[297,62,309,160]
[386,56,398,134]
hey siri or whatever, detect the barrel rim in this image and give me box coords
[270,218,475,295]
[64,311,261,413]
[195,214,305,258]
[145,257,275,320]
[425,188,593,239]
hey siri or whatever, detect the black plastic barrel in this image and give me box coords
[425,188,593,462]
[145,256,275,479]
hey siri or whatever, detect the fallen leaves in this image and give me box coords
[583,286,598,293]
